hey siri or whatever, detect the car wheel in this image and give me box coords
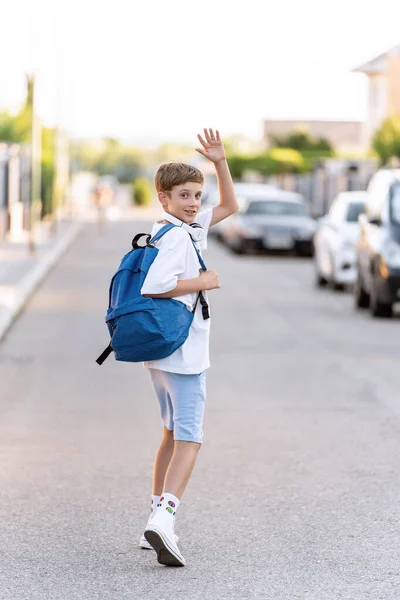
[370,279,393,318]
[230,239,245,255]
[326,254,344,291]
[297,239,314,257]
[354,272,370,308]
[314,253,328,287]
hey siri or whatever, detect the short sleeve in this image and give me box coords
[195,208,213,250]
[140,232,188,295]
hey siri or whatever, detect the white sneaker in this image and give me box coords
[139,531,179,550]
[139,533,154,550]
[139,511,179,550]
[144,509,185,566]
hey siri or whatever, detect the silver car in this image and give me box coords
[221,187,316,255]
[202,183,280,240]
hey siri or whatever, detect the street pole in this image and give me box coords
[29,74,42,254]
[52,127,69,230]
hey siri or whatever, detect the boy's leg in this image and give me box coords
[152,427,175,495]
[139,427,175,550]
[143,444,200,561]
[139,369,175,549]
[163,440,201,499]
[145,371,206,566]
[146,368,175,495]
[147,369,205,499]
[161,370,206,498]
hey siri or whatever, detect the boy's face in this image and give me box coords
[159,182,203,223]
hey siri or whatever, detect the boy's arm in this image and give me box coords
[210,158,238,227]
[196,128,239,227]
[144,270,220,298]
[144,278,202,299]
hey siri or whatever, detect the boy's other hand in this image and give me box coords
[196,128,226,163]
[199,269,220,291]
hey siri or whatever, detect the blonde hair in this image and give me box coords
[155,162,204,194]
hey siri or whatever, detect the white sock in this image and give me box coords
[151,494,161,515]
[157,492,180,517]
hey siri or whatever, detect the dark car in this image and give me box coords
[221,188,316,256]
[355,169,400,318]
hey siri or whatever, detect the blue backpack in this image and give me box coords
[96,224,209,365]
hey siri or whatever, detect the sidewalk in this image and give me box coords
[0,218,84,342]
[0,204,162,343]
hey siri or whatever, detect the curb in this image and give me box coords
[0,220,84,343]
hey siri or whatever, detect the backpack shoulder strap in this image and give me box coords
[191,239,207,271]
[189,240,209,319]
[149,223,175,244]
[149,223,207,271]
[148,223,210,320]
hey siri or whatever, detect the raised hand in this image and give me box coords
[195,128,226,163]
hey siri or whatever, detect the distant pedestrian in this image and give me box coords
[139,128,238,566]
[93,181,114,231]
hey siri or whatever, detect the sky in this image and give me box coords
[1,0,400,146]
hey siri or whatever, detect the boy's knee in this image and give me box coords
[193,441,202,453]
[174,439,202,451]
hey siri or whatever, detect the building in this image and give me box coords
[263,119,364,153]
[354,43,400,144]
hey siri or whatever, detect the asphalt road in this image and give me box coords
[1,218,399,600]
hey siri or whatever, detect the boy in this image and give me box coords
[139,128,238,567]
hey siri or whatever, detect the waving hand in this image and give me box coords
[195,128,226,163]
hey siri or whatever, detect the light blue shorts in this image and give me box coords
[147,369,207,443]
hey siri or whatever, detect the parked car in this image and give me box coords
[202,183,280,240]
[355,168,400,318]
[314,191,367,289]
[218,186,316,255]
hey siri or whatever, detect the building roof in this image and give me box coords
[353,43,400,74]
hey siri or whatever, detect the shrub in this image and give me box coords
[269,147,307,174]
[227,147,313,181]
[227,154,250,180]
[133,177,152,206]
[372,116,400,165]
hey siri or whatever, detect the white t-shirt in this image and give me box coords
[140,208,213,375]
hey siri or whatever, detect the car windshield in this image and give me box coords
[245,200,308,216]
[346,202,365,222]
[391,184,400,225]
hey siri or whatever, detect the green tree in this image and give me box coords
[270,128,333,153]
[133,177,152,206]
[0,75,57,217]
[41,127,56,217]
[0,75,34,143]
[372,116,400,165]
[268,148,306,174]
[71,138,142,183]
[227,148,307,180]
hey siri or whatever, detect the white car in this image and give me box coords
[314,191,367,289]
